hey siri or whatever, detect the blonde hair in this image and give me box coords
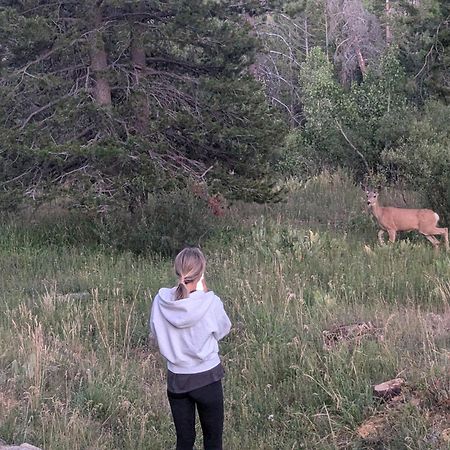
[174,247,206,300]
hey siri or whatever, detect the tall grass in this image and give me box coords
[1,171,449,449]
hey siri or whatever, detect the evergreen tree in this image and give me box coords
[388,0,449,103]
[0,0,285,209]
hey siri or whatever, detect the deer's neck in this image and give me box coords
[370,203,384,221]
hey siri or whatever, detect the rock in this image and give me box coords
[442,428,450,443]
[373,378,405,400]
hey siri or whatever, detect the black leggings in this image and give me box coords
[167,380,224,450]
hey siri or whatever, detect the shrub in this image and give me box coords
[97,189,217,256]
[3,188,219,256]
[383,101,450,223]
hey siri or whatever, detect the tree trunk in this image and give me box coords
[304,17,309,57]
[355,44,367,76]
[324,4,329,58]
[89,3,111,107]
[385,0,392,45]
[131,20,150,133]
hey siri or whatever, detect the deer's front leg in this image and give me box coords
[387,229,397,243]
[378,229,385,245]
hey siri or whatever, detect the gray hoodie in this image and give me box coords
[149,287,231,374]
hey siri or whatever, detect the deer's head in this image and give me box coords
[365,189,379,208]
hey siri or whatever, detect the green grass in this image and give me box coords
[1,171,449,449]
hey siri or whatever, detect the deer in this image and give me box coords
[365,188,449,251]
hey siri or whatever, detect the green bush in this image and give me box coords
[282,47,413,179]
[383,101,450,223]
[1,188,219,256]
[97,189,217,256]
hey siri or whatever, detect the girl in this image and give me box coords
[149,247,232,450]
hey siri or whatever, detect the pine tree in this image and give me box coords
[0,0,285,209]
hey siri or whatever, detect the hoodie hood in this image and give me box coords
[156,287,216,329]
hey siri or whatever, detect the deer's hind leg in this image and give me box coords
[436,226,449,251]
[441,227,449,250]
[423,234,440,252]
[423,226,449,251]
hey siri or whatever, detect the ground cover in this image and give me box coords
[0,172,448,449]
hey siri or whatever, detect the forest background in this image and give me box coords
[0,0,449,239]
[0,0,449,449]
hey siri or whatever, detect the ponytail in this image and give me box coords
[175,280,189,301]
[173,247,206,301]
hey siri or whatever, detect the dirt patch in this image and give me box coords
[357,415,387,441]
[356,386,450,448]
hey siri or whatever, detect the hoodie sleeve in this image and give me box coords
[148,297,158,347]
[212,298,232,341]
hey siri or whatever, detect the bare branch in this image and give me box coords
[19,94,72,130]
[0,168,34,187]
[335,119,370,172]
[52,164,91,183]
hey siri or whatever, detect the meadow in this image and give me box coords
[0,172,449,449]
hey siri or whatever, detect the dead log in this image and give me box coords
[323,321,383,350]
